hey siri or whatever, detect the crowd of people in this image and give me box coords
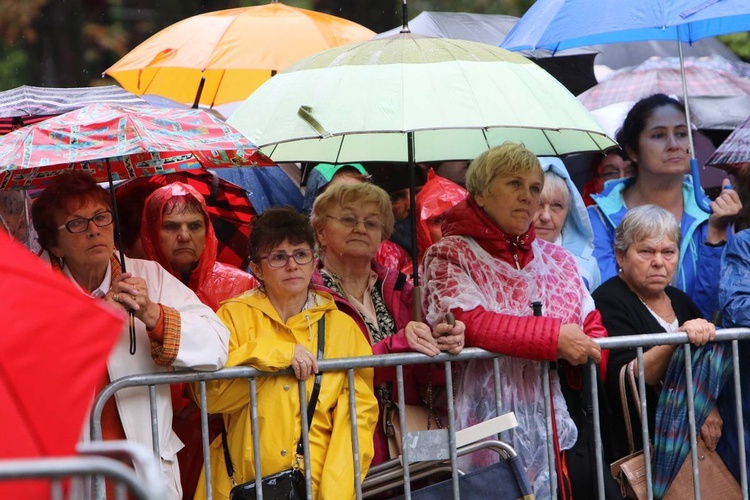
[18,92,750,499]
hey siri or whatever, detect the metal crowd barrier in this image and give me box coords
[88,328,750,500]
[0,441,163,500]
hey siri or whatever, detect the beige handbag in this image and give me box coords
[610,361,741,500]
[382,383,445,459]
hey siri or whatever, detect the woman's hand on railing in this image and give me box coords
[405,321,441,356]
[433,320,465,355]
[679,318,716,347]
[557,324,602,365]
[291,344,318,380]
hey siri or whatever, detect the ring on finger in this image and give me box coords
[113,293,119,302]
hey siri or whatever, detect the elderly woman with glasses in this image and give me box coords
[194,207,377,499]
[30,170,229,500]
[310,182,466,465]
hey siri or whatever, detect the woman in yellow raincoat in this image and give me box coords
[193,207,378,499]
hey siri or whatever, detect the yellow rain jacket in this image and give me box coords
[193,289,377,500]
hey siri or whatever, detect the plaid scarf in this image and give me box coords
[652,342,732,497]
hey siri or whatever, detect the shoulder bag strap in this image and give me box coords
[619,362,636,455]
[296,314,325,456]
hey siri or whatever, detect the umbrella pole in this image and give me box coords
[400,0,410,33]
[192,77,206,109]
[106,158,137,355]
[678,40,712,213]
[407,131,422,322]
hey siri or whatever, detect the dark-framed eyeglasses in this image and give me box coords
[326,214,383,232]
[57,211,114,234]
[257,248,315,268]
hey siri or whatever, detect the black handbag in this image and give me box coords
[224,315,325,500]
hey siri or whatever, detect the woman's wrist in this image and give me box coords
[705,224,728,245]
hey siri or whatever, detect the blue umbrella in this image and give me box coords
[501,0,750,213]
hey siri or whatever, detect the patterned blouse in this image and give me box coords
[320,269,396,345]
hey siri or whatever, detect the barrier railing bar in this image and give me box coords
[83,328,750,500]
[635,348,653,500]
[51,479,62,500]
[297,379,312,500]
[492,358,504,442]
[541,360,557,500]
[589,360,605,500]
[249,376,264,500]
[445,361,460,499]
[732,340,749,499]
[347,368,364,500]
[148,385,159,461]
[396,364,411,499]
[198,380,213,500]
[0,457,154,499]
[683,343,701,499]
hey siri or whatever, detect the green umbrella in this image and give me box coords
[228,33,615,301]
[228,33,615,163]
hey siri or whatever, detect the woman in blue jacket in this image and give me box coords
[587,94,740,318]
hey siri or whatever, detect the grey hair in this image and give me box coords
[541,171,570,209]
[614,204,681,253]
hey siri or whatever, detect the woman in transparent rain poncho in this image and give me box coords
[422,143,607,498]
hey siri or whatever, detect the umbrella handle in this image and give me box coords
[691,158,712,214]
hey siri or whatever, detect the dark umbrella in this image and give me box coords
[0,85,148,135]
[376,11,598,95]
[116,170,257,269]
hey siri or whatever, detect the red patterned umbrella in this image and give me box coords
[0,102,271,348]
[0,102,272,191]
[707,114,750,169]
[579,56,750,112]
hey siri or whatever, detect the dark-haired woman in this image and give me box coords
[194,207,378,500]
[588,93,741,318]
[31,170,229,499]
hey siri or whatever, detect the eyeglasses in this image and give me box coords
[57,211,114,234]
[257,248,315,268]
[599,165,635,181]
[327,215,383,232]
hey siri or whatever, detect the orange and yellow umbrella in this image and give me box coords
[104,1,374,112]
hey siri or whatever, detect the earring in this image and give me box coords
[617,266,623,273]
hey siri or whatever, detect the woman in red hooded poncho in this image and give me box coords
[141,182,256,310]
[141,182,256,499]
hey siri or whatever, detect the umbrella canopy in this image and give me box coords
[228,33,615,164]
[0,231,122,496]
[376,11,598,95]
[501,0,750,51]
[0,85,148,135]
[707,114,750,169]
[578,56,750,130]
[501,0,750,214]
[115,170,256,269]
[0,102,272,191]
[104,2,375,111]
[592,37,741,72]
